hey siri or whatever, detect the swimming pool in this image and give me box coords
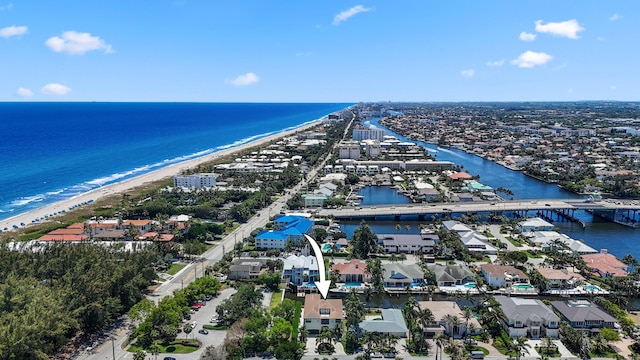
[344,282,362,287]
[464,283,477,289]
[321,243,332,252]
[584,285,601,292]
[513,283,534,290]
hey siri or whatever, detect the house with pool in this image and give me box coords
[581,251,628,279]
[282,254,319,287]
[382,263,425,289]
[330,259,371,285]
[427,263,476,293]
[303,294,344,335]
[494,296,560,339]
[536,267,585,294]
[480,264,535,293]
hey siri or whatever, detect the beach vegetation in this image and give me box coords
[0,242,158,359]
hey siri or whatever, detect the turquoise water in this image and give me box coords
[584,285,600,291]
[321,244,331,252]
[513,284,534,289]
[344,282,362,287]
[464,283,477,289]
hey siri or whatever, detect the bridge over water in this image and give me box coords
[316,199,640,228]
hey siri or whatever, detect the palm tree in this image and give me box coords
[433,332,447,360]
[299,325,309,343]
[443,314,461,338]
[446,338,465,360]
[462,307,474,338]
[511,336,531,360]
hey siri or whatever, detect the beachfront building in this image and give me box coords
[417,301,481,339]
[551,299,618,334]
[303,294,343,334]
[173,173,219,189]
[359,309,408,338]
[494,296,560,339]
[282,255,319,286]
[582,251,628,278]
[382,263,424,289]
[377,233,437,254]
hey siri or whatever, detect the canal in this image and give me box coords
[340,119,640,261]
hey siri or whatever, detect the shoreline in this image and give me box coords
[0,119,323,235]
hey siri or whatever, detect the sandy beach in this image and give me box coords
[0,121,320,235]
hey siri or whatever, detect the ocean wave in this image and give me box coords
[46,188,66,196]
[10,195,45,207]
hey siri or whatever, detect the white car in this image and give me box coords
[191,321,197,328]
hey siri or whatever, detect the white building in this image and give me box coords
[303,294,344,334]
[339,141,360,160]
[173,173,219,189]
[353,125,386,141]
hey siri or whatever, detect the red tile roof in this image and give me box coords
[49,228,86,235]
[331,259,368,276]
[39,234,88,241]
[581,253,628,277]
[448,171,473,180]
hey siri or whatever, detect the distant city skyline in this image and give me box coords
[1,1,638,102]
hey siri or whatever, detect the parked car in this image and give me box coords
[198,329,209,335]
[464,338,478,345]
[163,357,177,360]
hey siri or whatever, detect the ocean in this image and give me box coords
[0,102,352,221]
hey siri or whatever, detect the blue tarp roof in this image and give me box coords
[255,230,288,240]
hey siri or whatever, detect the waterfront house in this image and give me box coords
[519,218,554,232]
[359,309,408,338]
[382,263,424,288]
[480,264,529,288]
[330,259,371,283]
[551,299,618,334]
[441,220,473,233]
[459,232,497,254]
[282,255,319,286]
[417,301,481,339]
[525,231,597,254]
[581,251,628,278]
[377,233,437,254]
[427,263,475,287]
[303,294,343,334]
[536,267,584,291]
[494,296,560,339]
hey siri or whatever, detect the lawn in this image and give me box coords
[128,339,201,354]
[166,263,187,275]
[269,288,283,310]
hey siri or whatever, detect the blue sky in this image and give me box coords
[1,1,638,102]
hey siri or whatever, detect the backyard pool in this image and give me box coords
[513,283,534,290]
[321,243,332,252]
[583,285,601,292]
[464,282,477,289]
[344,282,362,287]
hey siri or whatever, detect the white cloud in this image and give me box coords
[519,32,537,41]
[535,19,584,39]
[610,85,617,90]
[0,2,13,11]
[0,25,27,38]
[40,83,71,95]
[609,13,622,21]
[460,69,475,77]
[16,87,32,97]
[227,72,260,87]
[45,31,113,55]
[511,51,552,68]
[486,59,505,67]
[333,5,371,25]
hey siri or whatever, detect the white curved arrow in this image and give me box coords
[304,234,331,299]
